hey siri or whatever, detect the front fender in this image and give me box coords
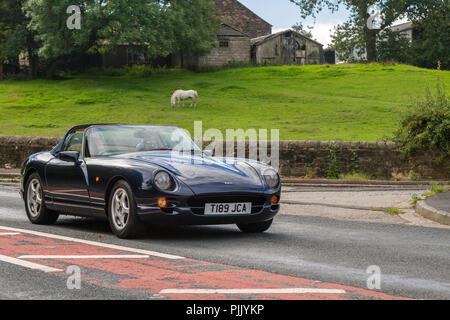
[20,152,54,197]
[86,158,194,209]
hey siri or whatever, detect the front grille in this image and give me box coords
[187,194,267,215]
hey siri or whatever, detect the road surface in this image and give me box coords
[0,182,449,300]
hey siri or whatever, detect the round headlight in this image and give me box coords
[263,169,280,189]
[154,171,173,191]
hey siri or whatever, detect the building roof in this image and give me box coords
[213,0,272,28]
[388,21,413,32]
[217,23,249,37]
[251,29,323,47]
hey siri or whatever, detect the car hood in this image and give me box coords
[122,152,265,194]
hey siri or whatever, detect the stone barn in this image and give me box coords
[251,30,324,65]
[174,0,272,69]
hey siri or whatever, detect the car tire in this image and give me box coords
[107,180,145,239]
[237,219,273,233]
[24,172,59,225]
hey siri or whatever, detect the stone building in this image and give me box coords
[212,0,272,38]
[174,0,272,69]
[174,24,251,69]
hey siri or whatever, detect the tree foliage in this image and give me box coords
[330,19,365,62]
[0,0,40,77]
[290,0,412,62]
[376,29,412,64]
[23,0,219,60]
[291,22,314,39]
[0,0,219,77]
[296,0,448,68]
[407,0,450,70]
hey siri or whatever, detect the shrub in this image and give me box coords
[327,144,340,179]
[85,64,170,78]
[195,60,259,73]
[394,76,449,162]
[0,72,29,81]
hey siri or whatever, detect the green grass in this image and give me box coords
[0,63,448,140]
[422,183,449,198]
[339,173,375,181]
[385,207,403,215]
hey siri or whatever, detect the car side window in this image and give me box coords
[61,131,84,153]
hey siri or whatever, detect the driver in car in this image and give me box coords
[136,134,161,151]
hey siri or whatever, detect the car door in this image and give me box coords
[45,130,90,213]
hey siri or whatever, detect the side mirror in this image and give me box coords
[203,149,213,157]
[58,151,80,164]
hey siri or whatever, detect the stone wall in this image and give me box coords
[1,135,448,179]
[274,141,448,180]
[0,135,59,169]
[198,37,251,68]
[212,0,272,38]
[199,140,448,180]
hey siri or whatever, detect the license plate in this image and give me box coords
[204,203,252,215]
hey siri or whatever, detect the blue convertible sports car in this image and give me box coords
[20,124,281,238]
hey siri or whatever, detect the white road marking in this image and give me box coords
[0,254,62,273]
[0,225,184,260]
[19,254,150,259]
[0,232,20,236]
[160,288,346,294]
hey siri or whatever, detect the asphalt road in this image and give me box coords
[0,182,449,300]
[427,191,450,213]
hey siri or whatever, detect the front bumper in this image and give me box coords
[136,203,280,226]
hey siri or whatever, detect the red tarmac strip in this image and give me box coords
[0,227,410,300]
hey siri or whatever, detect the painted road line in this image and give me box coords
[0,225,184,260]
[160,288,346,294]
[0,227,407,300]
[19,254,150,259]
[0,232,20,236]
[0,254,62,273]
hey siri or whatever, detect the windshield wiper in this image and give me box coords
[147,148,173,152]
[146,148,203,154]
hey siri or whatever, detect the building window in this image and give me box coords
[219,41,229,48]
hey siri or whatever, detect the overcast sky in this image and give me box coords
[239,0,351,46]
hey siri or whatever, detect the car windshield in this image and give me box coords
[86,125,201,157]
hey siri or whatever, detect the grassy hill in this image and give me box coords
[0,63,448,140]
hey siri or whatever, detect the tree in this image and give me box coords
[167,0,221,55]
[406,0,450,69]
[291,22,314,39]
[290,0,413,62]
[0,0,40,77]
[22,0,220,77]
[376,29,412,63]
[330,19,365,62]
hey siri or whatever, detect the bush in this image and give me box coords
[327,144,340,179]
[85,64,170,78]
[394,76,449,162]
[195,60,259,73]
[0,72,29,81]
